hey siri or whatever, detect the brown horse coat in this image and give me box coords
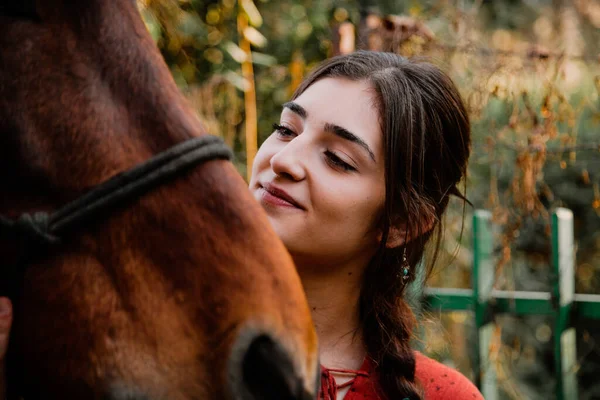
[0,1,318,399]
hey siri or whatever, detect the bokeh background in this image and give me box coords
[136,0,599,398]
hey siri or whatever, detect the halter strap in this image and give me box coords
[0,135,232,300]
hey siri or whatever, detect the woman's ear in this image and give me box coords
[378,216,436,249]
[384,225,407,248]
[376,224,407,248]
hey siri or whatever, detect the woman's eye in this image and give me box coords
[325,150,356,172]
[272,123,296,138]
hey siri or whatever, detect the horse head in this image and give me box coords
[0,1,318,399]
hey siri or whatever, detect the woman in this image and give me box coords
[0,51,483,399]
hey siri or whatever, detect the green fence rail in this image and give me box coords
[421,208,600,400]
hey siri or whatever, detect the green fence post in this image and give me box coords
[552,208,578,400]
[473,210,497,399]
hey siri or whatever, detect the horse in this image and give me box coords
[0,1,319,399]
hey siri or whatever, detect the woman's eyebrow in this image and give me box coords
[324,123,376,162]
[282,102,307,119]
[282,101,376,162]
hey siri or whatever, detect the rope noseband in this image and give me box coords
[0,135,232,299]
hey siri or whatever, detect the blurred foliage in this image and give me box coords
[137,0,599,398]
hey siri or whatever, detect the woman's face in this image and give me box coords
[249,78,386,267]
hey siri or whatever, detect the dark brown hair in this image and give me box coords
[292,50,471,399]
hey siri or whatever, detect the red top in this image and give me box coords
[320,351,484,399]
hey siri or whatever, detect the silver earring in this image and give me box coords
[399,248,410,282]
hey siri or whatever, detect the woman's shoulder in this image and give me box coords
[414,351,484,400]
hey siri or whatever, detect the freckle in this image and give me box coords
[348,272,353,276]
[312,307,317,311]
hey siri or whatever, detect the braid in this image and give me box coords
[359,242,430,400]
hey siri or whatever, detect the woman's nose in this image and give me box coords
[269,139,306,181]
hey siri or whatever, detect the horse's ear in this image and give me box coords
[0,0,39,21]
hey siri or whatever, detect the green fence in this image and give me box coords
[421,208,600,400]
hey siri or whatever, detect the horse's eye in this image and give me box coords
[0,0,40,21]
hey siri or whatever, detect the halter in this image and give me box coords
[0,6,234,400]
[0,135,232,300]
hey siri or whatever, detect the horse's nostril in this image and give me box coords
[241,334,311,400]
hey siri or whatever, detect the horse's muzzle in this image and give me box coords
[228,328,318,400]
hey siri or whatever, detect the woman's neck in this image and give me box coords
[294,258,367,370]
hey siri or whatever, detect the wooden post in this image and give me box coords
[552,208,578,400]
[237,1,258,182]
[288,50,304,98]
[472,210,497,399]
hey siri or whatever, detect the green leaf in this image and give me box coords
[251,51,277,66]
[223,41,248,63]
[240,0,263,27]
[224,70,251,92]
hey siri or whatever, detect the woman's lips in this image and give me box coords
[259,183,304,209]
